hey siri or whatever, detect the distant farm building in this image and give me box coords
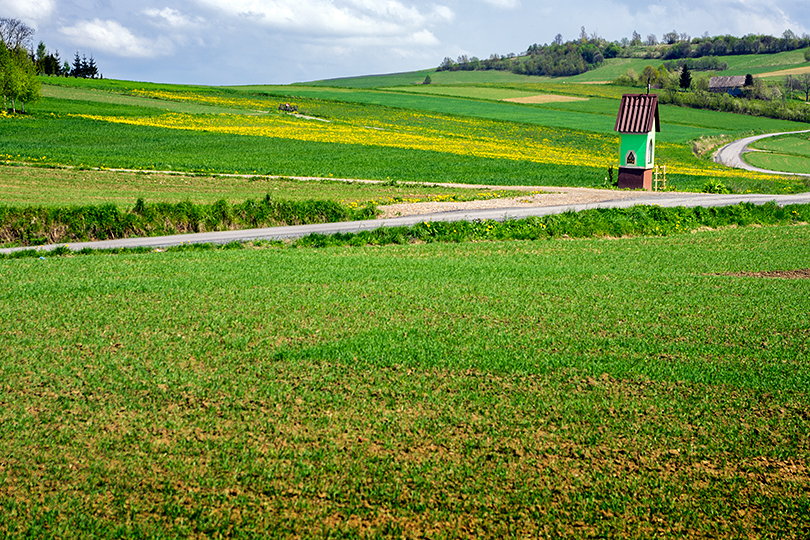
[709,76,749,96]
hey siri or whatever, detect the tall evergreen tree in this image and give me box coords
[679,64,692,89]
[71,51,81,77]
[87,56,98,78]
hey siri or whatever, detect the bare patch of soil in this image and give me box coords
[502,94,589,104]
[758,65,810,78]
[718,268,810,279]
[378,186,664,218]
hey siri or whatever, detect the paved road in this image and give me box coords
[3,191,809,255]
[714,130,810,176]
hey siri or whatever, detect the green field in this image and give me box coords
[304,68,554,88]
[4,75,804,194]
[306,48,810,89]
[1,224,808,536]
[2,55,810,537]
[0,165,519,208]
[746,133,810,174]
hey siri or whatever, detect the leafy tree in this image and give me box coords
[0,37,40,112]
[805,49,810,62]
[437,57,456,71]
[641,65,659,89]
[663,30,680,45]
[603,42,621,59]
[631,31,642,46]
[796,73,810,102]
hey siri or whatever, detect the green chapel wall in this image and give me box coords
[619,131,656,168]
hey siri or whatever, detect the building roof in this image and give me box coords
[614,94,660,134]
[709,76,747,89]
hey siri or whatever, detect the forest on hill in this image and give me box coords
[438,29,810,77]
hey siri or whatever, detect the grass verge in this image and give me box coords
[0,197,377,247]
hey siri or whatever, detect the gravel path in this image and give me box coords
[379,186,672,218]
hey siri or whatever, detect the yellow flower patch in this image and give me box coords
[71,112,616,168]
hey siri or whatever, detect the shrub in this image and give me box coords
[0,197,379,247]
[701,180,731,194]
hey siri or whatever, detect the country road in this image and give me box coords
[3,191,809,255]
[714,130,810,176]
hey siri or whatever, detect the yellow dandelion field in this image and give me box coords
[68,90,776,181]
[72,110,616,168]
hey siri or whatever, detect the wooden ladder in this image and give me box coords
[653,165,668,191]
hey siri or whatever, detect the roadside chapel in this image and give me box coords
[614,94,660,190]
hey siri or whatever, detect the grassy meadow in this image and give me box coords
[747,132,810,175]
[1,57,809,536]
[0,165,518,208]
[1,224,808,536]
[1,71,807,195]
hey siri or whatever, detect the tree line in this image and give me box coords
[438,29,810,78]
[35,42,101,79]
[0,17,103,114]
[615,60,810,123]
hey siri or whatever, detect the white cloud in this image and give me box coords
[59,19,172,58]
[194,0,449,38]
[481,0,520,8]
[617,0,806,38]
[0,0,55,24]
[143,7,204,29]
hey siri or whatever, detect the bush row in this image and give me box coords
[296,203,810,248]
[658,90,810,123]
[0,196,377,246]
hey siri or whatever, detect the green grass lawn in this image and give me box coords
[746,133,810,174]
[1,224,808,536]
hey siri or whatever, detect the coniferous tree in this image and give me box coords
[71,51,81,77]
[87,56,98,78]
[679,64,692,89]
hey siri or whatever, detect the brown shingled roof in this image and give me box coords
[709,76,747,90]
[614,94,660,134]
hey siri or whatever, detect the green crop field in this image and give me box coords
[7,76,806,193]
[305,48,810,89]
[303,68,553,88]
[1,224,808,536]
[745,133,810,174]
[2,52,810,537]
[0,165,519,208]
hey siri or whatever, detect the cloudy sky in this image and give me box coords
[5,0,810,85]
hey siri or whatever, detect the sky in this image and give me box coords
[4,0,810,86]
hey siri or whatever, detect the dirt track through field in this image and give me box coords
[758,65,810,78]
[502,94,589,104]
[378,187,659,218]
